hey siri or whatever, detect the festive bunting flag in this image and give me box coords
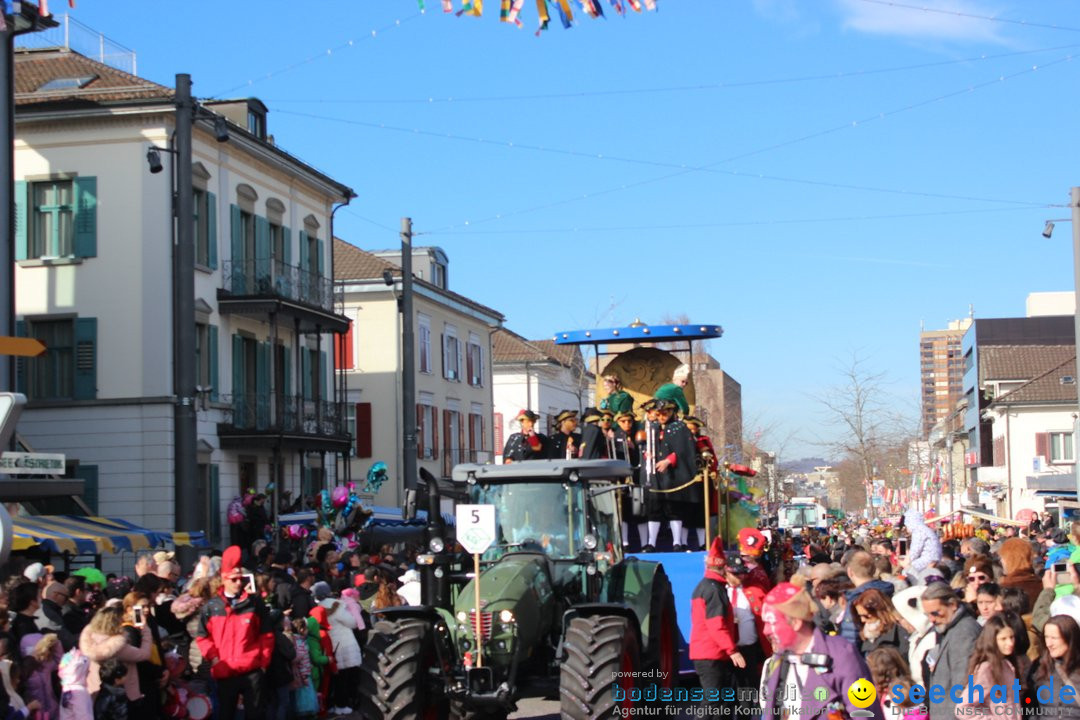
[608,0,624,14]
[457,0,483,16]
[443,0,453,11]
[642,0,656,9]
[626,0,641,11]
[554,0,573,27]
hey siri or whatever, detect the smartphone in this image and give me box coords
[243,574,257,595]
[897,538,908,556]
[132,606,145,627]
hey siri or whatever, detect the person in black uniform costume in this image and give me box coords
[650,398,698,552]
[599,409,617,459]
[578,407,608,460]
[548,410,581,460]
[502,409,550,463]
[613,410,645,549]
[638,399,663,552]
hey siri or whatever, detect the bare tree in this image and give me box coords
[812,353,892,513]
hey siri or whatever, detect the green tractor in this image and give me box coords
[358,459,679,720]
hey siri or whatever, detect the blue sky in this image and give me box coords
[56,0,1080,459]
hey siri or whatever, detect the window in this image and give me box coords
[31,180,73,258]
[1051,431,1075,464]
[16,177,96,260]
[418,394,438,460]
[18,317,97,401]
[195,323,219,398]
[345,405,356,457]
[444,326,461,381]
[467,333,483,386]
[269,222,284,268]
[418,314,432,373]
[248,109,265,139]
[194,188,215,267]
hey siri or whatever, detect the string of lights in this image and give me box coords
[261,42,1080,105]
[854,0,1080,34]
[206,12,423,100]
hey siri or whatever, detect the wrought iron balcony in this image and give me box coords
[219,259,340,313]
[218,392,350,451]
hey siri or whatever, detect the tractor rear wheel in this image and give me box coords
[645,568,678,688]
[559,615,641,720]
[358,618,449,720]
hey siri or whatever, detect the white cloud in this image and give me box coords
[834,0,1008,43]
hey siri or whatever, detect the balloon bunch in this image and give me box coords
[283,524,309,540]
[317,482,374,535]
[365,461,389,495]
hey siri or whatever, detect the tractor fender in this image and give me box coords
[602,557,668,656]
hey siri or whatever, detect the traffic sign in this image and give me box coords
[456,504,496,555]
[0,393,26,450]
[0,337,45,357]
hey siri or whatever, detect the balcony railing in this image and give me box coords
[220,259,338,312]
[221,392,346,437]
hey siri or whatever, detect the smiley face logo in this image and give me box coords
[848,678,876,709]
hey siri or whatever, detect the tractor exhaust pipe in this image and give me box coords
[419,467,450,607]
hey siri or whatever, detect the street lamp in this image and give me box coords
[1042,188,1080,513]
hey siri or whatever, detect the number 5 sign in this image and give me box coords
[456,504,496,555]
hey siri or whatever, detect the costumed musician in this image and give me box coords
[636,399,661,551]
[502,409,550,463]
[649,398,698,552]
[578,407,608,460]
[599,409,617,459]
[614,410,644,549]
[685,415,718,551]
[548,409,581,460]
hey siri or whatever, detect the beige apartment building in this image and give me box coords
[920,318,972,438]
[333,241,503,507]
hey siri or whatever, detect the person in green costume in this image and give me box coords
[654,363,691,415]
[599,374,633,414]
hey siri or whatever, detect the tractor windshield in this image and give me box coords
[469,482,585,559]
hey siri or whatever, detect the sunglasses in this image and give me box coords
[968,574,989,583]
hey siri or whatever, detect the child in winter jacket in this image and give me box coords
[290,619,318,719]
[304,613,333,716]
[92,658,130,720]
[58,646,92,720]
[20,633,61,719]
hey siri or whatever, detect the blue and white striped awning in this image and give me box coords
[12,515,209,554]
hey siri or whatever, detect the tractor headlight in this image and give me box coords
[456,611,468,623]
[434,567,445,578]
[583,533,598,550]
[429,537,445,553]
[586,563,597,576]
[416,554,435,565]
[499,610,514,623]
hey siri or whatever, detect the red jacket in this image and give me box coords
[732,583,773,657]
[195,590,274,680]
[689,570,738,661]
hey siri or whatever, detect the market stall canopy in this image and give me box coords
[12,515,209,554]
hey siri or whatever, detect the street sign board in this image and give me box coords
[0,452,65,475]
[0,337,45,357]
[0,393,26,450]
[455,504,496,555]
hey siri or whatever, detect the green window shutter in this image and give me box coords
[230,205,243,293]
[73,317,97,400]
[74,464,99,514]
[319,350,327,401]
[299,230,309,271]
[208,324,219,401]
[207,192,218,270]
[282,347,291,397]
[208,464,221,543]
[255,215,270,291]
[232,334,245,422]
[14,181,26,261]
[301,350,310,401]
[73,176,97,258]
[14,320,26,394]
[317,238,325,276]
[282,227,291,266]
[256,341,270,428]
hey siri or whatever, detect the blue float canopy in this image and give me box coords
[552,322,723,346]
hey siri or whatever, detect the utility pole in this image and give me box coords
[1072,187,1080,508]
[401,218,417,493]
[173,74,198,563]
[947,433,955,514]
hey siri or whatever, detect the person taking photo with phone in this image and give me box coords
[196,545,275,720]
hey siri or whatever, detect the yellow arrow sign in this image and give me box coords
[0,337,46,357]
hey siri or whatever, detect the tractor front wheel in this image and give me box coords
[358,618,449,720]
[559,615,641,720]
